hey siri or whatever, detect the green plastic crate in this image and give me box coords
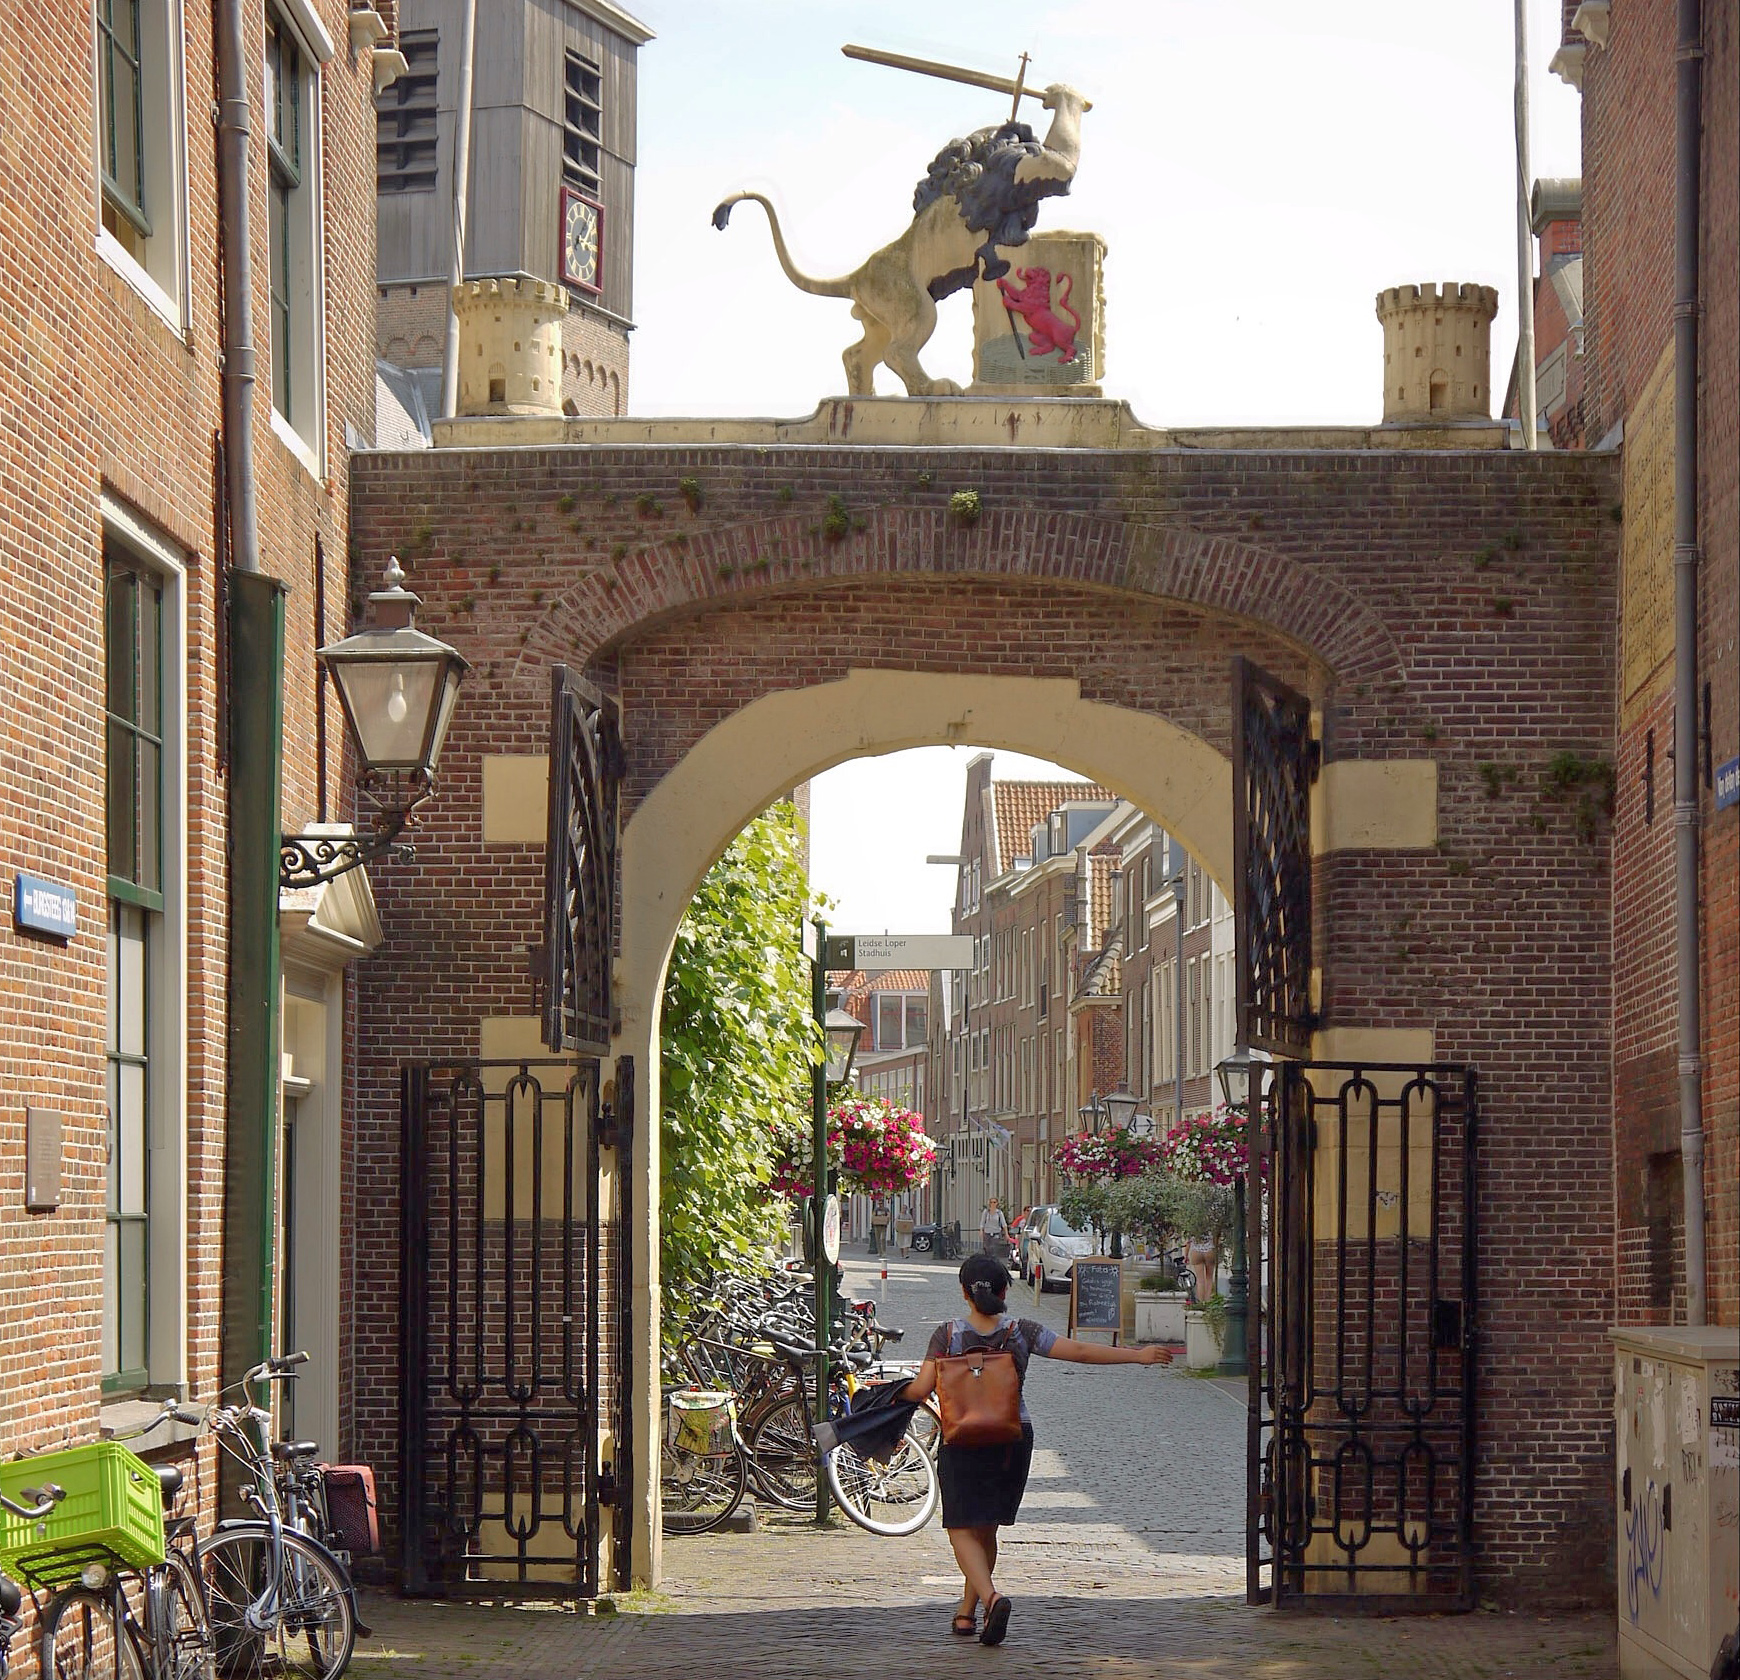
[0,1441,167,1584]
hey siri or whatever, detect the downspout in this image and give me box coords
[1672,0,1705,1325]
[216,0,289,1400]
[1513,0,1537,448]
[440,0,478,417]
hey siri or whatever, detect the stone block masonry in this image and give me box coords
[349,435,1622,1607]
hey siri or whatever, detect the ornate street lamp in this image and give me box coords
[280,558,470,889]
[1214,1046,1261,1377]
[823,1007,866,1086]
[1078,1092,1107,1134]
[1104,1086,1139,1131]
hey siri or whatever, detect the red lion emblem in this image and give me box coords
[995,265,1082,364]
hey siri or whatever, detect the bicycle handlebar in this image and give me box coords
[0,1485,64,1521]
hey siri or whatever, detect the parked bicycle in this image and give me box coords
[0,1484,64,1678]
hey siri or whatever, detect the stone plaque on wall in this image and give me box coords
[971,230,1105,395]
[25,1107,60,1212]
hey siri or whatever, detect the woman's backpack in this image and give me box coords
[935,1323,1024,1448]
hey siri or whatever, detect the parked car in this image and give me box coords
[1018,1205,1056,1281]
[1030,1210,1095,1294]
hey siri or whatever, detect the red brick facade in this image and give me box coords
[0,0,381,1660]
[350,440,1622,1603]
[1579,0,1738,1328]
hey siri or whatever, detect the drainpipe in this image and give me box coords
[440,0,478,417]
[216,0,288,1404]
[1513,0,1537,447]
[1672,0,1705,1325]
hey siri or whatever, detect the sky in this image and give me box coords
[619,0,1585,935]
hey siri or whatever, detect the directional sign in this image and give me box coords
[823,933,975,970]
[14,874,76,940]
[1717,755,1740,813]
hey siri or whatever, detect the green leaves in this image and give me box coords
[658,802,815,1336]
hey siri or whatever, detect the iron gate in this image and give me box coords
[1247,1062,1478,1610]
[400,1057,632,1597]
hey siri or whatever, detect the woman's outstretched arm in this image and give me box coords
[901,1358,938,1401]
[1046,1337,1172,1366]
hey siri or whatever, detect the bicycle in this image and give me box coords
[25,1460,212,1680]
[169,1354,359,1680]
[0,1485,63,1677]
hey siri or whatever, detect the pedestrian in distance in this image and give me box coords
[901,1251,1172,1646]
[979,1196,1009,1260]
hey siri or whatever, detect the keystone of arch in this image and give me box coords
[516,508,1405,692]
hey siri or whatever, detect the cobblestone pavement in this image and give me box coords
[353,1249,1618,1679]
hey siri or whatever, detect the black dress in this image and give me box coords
[928,1316,1056,1529]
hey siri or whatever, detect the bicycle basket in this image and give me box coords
[0,1442,167,1586]
[320,1464,380,1556]
[666,1390,735,1457]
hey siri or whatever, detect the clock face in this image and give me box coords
[561,189,602,294]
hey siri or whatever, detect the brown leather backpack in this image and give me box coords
[935,1327,1024,1447]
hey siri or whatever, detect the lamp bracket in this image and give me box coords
[280,818,412,890]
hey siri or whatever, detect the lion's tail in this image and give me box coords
[711,192,854,299]
[1055,270,1081,335]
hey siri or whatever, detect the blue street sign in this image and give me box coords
[14,874,77,940]
[1716,756,1740,813]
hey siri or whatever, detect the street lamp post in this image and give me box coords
[1169,854,1186,1129]
[811,928,863,1522]
[280,558,470,889]
[1214,1046,1258,1377]
[1102,1086,1139,1259]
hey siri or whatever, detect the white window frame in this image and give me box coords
[91,0,191,332]
[264,0,331,476]
[101,495,189,1399]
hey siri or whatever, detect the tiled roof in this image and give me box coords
[1091,852,1119,941]
[989,780,1114,874]
[865,969,930,992]
[1075,929,1124,1001]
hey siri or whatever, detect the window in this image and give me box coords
[562,50,602,196]
[905,995,928,1047]
[94,0,187,318]
[1140,985,1152,1095]
[875,994,901,1050]
[1188,959,1203,1078]
[267,10,323,454]
[376,29,437,192]
[105,554,164,1392]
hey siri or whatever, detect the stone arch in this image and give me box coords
[518,506,1403,694]
[614,669,1237,1584]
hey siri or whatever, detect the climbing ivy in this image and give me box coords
[659,802,817,1331]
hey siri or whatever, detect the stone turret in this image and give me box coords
[1375,282,1499,423]
[453,278,567,417]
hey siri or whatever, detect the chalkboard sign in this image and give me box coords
[1069,1257,1123,1340]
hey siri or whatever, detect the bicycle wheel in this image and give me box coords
[825,1430,938,1537]
[159,1548,215,1680]
[198,1529,354,1680]
[907,1397,942,1461]
[740,1397,817,1511]
[660,1438,747,1536]
[41,1585,147,1680]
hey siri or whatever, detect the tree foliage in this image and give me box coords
[659,803,814,1322]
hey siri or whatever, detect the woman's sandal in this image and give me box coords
[980,1593,1013,1646]
[951,1612,979,1637]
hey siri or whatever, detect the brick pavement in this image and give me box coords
[353,1252,1618,1677]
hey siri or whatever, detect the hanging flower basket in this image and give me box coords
[769,1094,936,1200]
[1158,1105,1257,1186]
[1052,1126,1159,1183]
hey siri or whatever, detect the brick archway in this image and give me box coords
[513,505,1403,699]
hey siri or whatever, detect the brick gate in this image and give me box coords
[346,412,1620,1607]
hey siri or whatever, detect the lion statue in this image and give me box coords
[712,84,1089,398]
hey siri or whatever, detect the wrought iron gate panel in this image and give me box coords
[1231,657,1318,1057]
[401,1058,626,1598]
[1249,1062,1478,1612]
[544,667,621,1056]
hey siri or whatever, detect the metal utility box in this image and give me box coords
[1611,1326,1740,1679]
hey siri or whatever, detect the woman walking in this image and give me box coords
[902,1252,1171,1645]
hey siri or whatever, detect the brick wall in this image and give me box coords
[1582,0,1739,1328]
[349,439,1622,1604]
[0,2,378,1662]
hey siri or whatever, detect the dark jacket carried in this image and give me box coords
[812,1378,920,1465]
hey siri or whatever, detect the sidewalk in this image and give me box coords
[352,1510,1619,1680]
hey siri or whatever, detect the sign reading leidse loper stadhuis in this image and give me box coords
[824,933,975,971]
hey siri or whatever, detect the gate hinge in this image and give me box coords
[596,1463,619,1507]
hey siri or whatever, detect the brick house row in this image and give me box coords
[927,759,1240,1221]
[0,0,399,1570]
